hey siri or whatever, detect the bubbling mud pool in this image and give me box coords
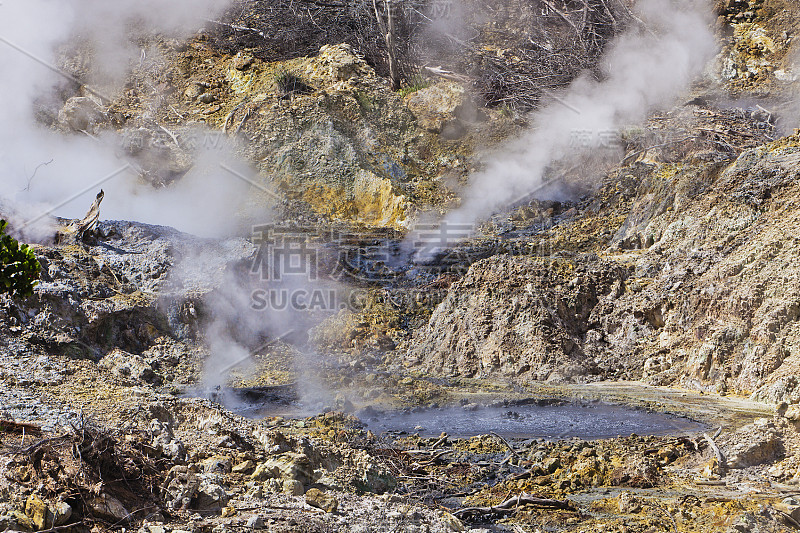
[207,387,707,440]
[358,402,707,439]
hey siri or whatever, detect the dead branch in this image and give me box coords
[205,19,267,40]
[431,433,448,448]
[223,102,248,134]
[621,136,696,165]
[209,0,627,113]
[541,0,584,42]
[35,522,85,533]
[73,190,105,238]
[158,125,180,148]
[372,0,399,90]
[646,501,678,532]
[490,432,523,460]
[455,493,574,518]
[168,104,185,120]
[703,431,727,476]
[414,450,452,467]
[401,449,448,455]
[23,159,54,192]
[10,435,71,455]
[234,109,253,135]
[423,66,472,84]
[777,509,800,530]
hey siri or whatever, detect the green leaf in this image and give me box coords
[0,220,40,298]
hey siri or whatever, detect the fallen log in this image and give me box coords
[454,493,574,519]
[0,419,42,435]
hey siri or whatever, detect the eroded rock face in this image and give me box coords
[725,419,784,468]
[104,40,515,232]
[223,44,427,230]
[713,0,800,94]
[408,254,628,382]
[407,136,800,401]
[1,220,253,359]
[607,142,800,401]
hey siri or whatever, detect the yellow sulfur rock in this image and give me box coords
[25,495,51,530]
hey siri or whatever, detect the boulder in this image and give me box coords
[202,455,232,474]
[404,81,482,138]
[51,502,72,527]
[784,404,800,423]
[58,96,105,132]
[24,496,50,530]
[251,453,313,485]
[282,479,305,496]
[246,515,265,528]
[232,459,256,474]
[304,488,338,513]
[233,52,254,71]
[440,512,465,532]
[305,43,373,84]
[618,491,642,514]
[777,497,800,523]
[0,510,35,532]
[351,170,410,228]
[183,83,206,101]
[543,457,561,474]
[88,493,130,522]
[250,463,273,482]
[262,479,282,494]
[194,480,229,511]
[252,428,294,454]
[99,348,161,384]
[726,420,784,469]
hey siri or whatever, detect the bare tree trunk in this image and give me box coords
[373,0,400,90]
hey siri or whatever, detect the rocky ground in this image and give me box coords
[5,0,800,531]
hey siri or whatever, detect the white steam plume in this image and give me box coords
[432,0,717,234]
[0,0,337,409]
[0,0,245,239]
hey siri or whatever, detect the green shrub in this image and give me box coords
[0,220,40,297]
[397,76,431,97]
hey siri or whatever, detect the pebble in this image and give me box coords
[246,515,264,528]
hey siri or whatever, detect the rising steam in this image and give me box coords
[433,0,717,234]
[0,0,274,399]
[0,0,720,408]
[0,0,245,239]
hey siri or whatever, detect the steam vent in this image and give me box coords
[5,0,800,531]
